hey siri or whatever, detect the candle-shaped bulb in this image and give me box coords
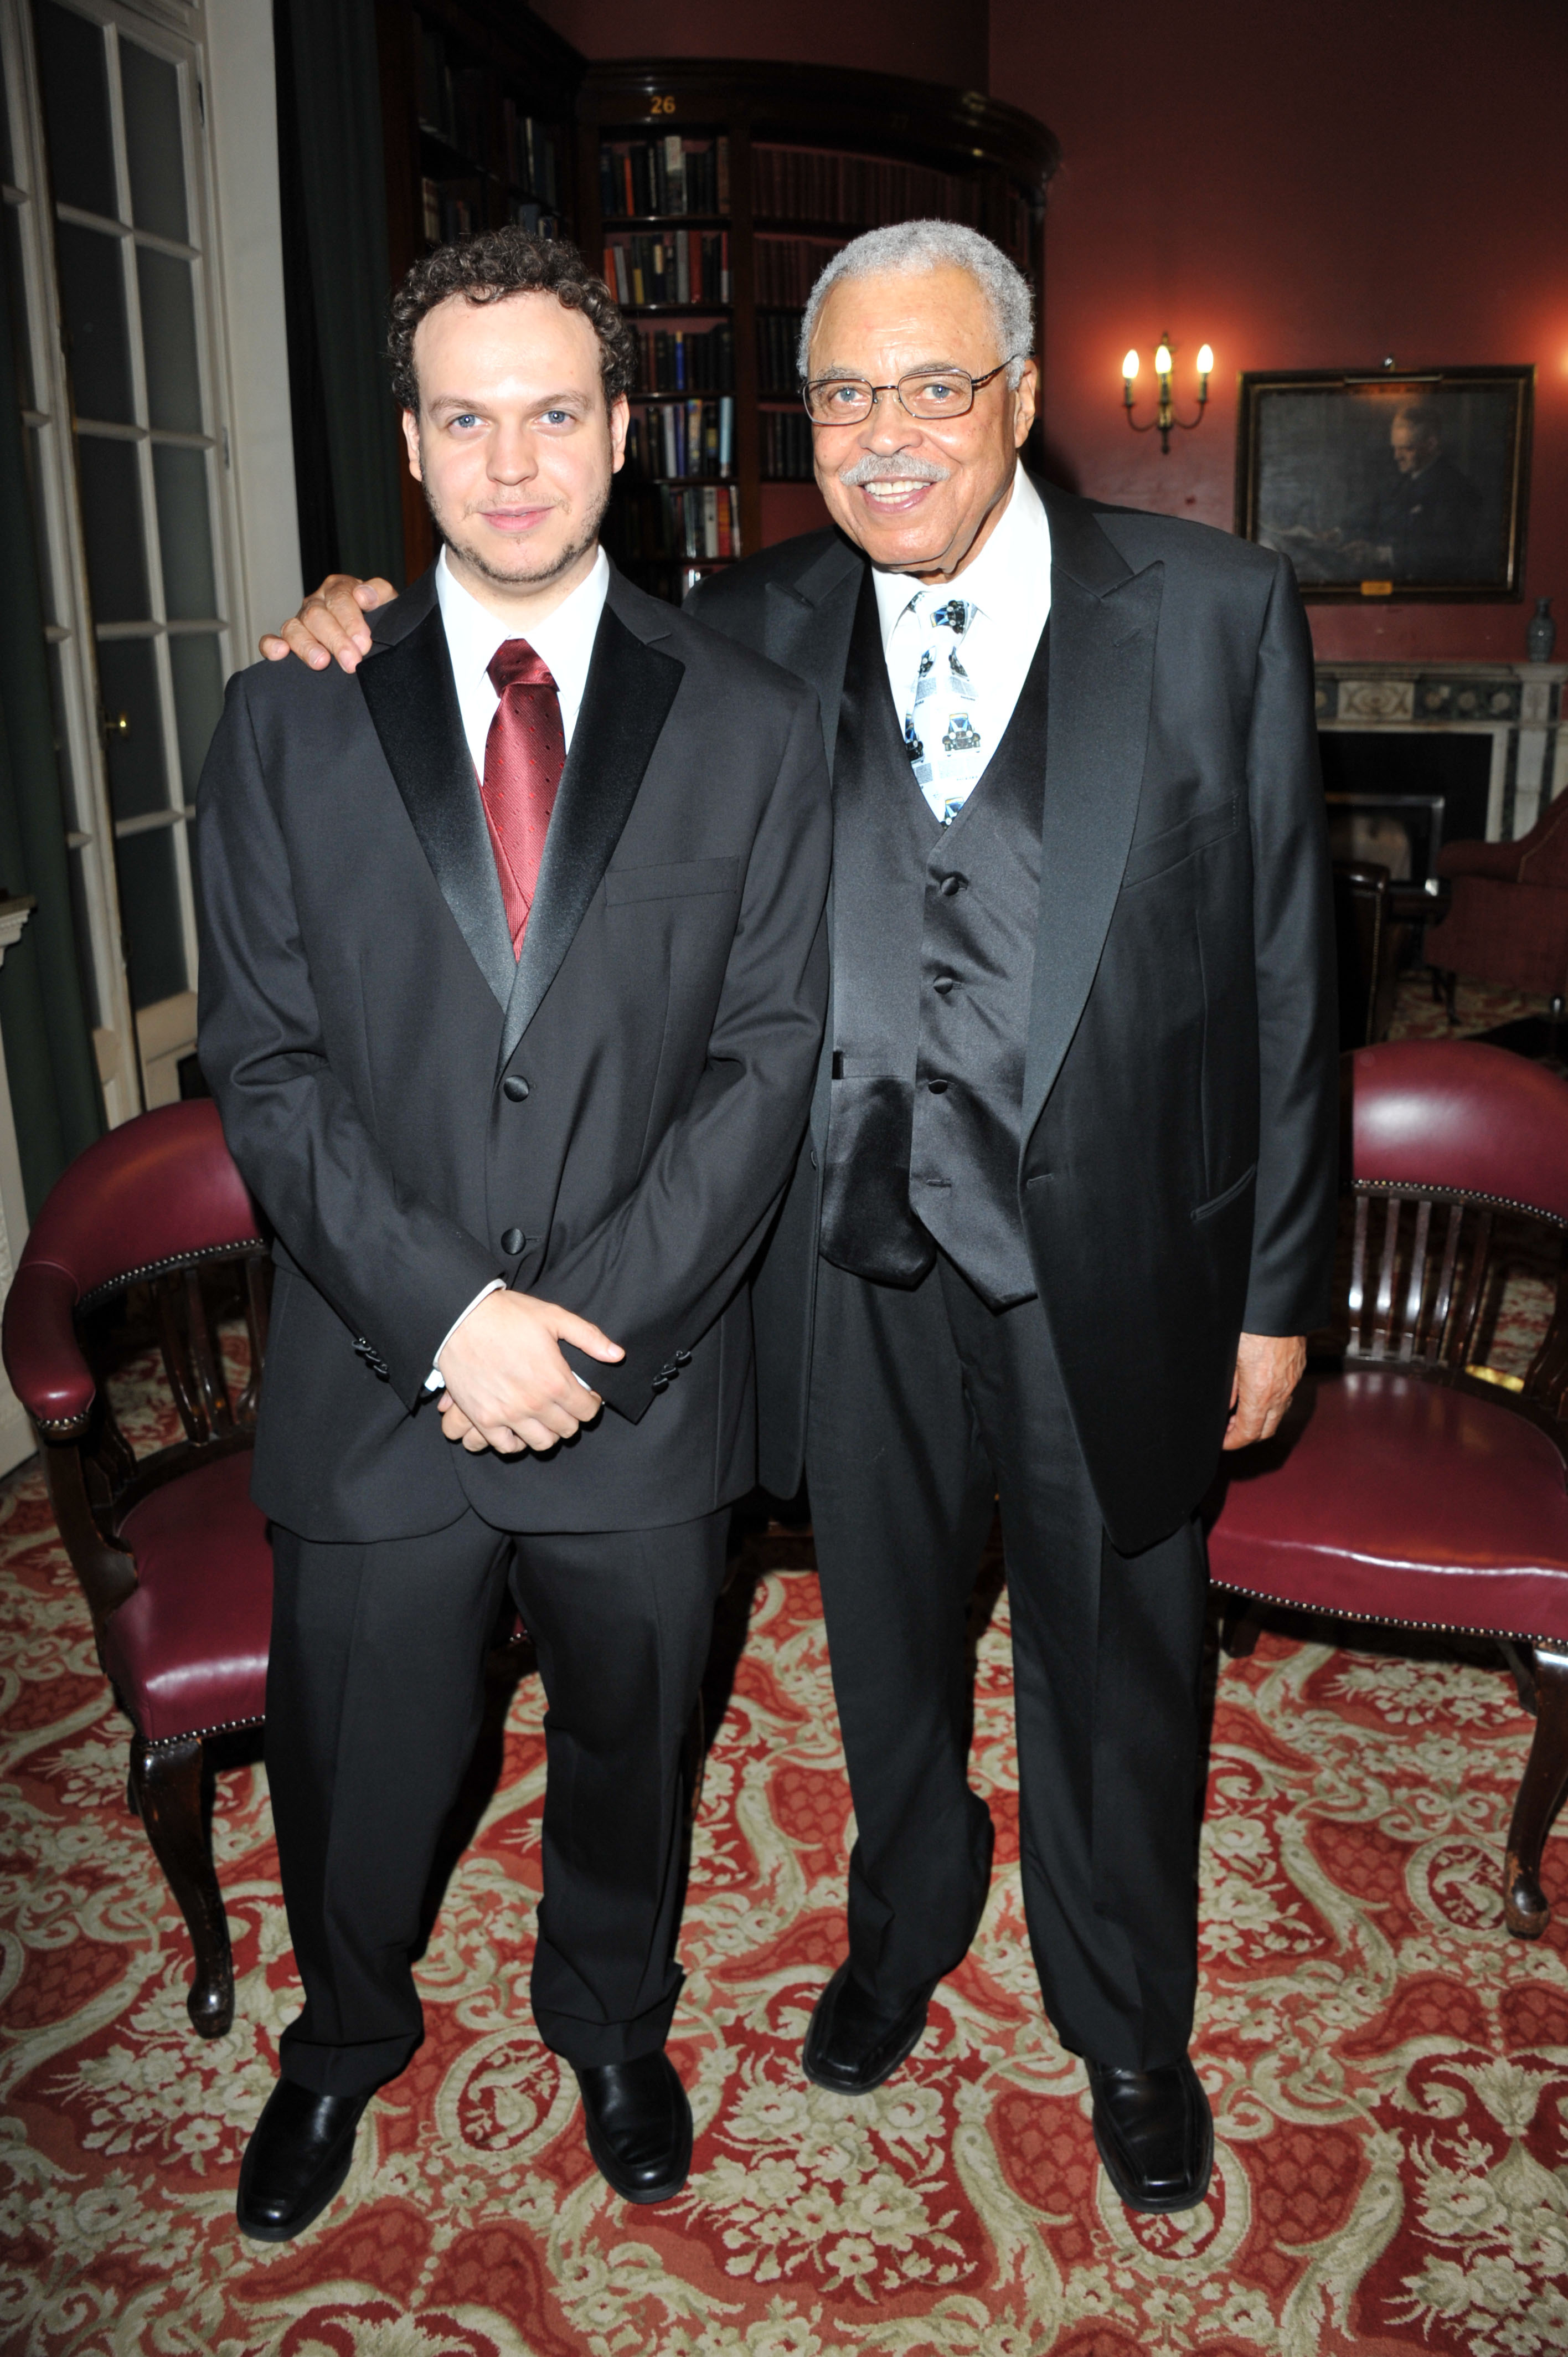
[1196,343,1214,377]
[1154,342,1173,378]
[1122,349,1139,381]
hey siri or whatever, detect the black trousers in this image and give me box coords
[806,1252,1208,2071]
[266,1507,728,2095]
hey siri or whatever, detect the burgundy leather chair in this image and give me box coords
[1208,1038,1568,1937]
[2,1101,272,2035]
[1426,790,1568,1006]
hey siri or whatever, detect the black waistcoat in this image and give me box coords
[818,569,1049,1310]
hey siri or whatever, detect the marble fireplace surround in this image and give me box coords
[1314,660,1567,844]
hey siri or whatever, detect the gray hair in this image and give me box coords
[797,220,1034,387]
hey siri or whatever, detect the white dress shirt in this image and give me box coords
[873,464,1053,760]
[436,539,610,775]
[426,542,611,1393]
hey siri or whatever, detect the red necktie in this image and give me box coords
[482,639,565,956]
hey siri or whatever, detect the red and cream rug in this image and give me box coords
[4,976,1566,2355]
[5,1458,1568,2355]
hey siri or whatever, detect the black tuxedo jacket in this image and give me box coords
[197,564,831,1540]
[689,477,1338,1555]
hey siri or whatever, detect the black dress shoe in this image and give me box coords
[1086,2055,1214,2214]
[802,1962,937,2094]
[236,2080,372,2241]
[575,2054,693,2204]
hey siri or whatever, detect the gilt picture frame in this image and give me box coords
[1235,367,1533,601]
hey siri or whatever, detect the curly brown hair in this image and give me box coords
[386,227,636,412]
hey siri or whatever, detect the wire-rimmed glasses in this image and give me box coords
[801,357,1024,426]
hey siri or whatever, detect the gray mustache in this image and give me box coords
[837,454,951,487]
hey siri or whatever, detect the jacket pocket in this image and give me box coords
[605,856,741,905]
[1191,1162,1257,1223]
[1121,797,1239,890]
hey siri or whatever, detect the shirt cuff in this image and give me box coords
[425,1280,506,1393]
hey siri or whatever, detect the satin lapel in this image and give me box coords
[763,537,864,770]
[500,603,684,1064]
[358,599,515,1011]
[1020,559,1164,1141]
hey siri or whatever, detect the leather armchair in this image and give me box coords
[1208,1039,1568,1937]
[1425,790,1568,1004]
[2,1102,272,2035]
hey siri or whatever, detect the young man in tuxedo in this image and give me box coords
[266,222,1335,2219]
[198,228,829,2238]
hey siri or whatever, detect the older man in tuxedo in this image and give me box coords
[200,228,829,2238]
[267,220,1336,2217]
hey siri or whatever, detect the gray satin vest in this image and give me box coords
[818,569,1049,1310]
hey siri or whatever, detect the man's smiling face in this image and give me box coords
[401,289,627,613]
[807,264,1037,582]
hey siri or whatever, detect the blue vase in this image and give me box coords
[1527,596,1556,662]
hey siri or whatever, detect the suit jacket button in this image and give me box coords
[927,1079,949,1094]
[501,1226,525,1254]
[673,1349,691,1365]
[503,1076,529,1102]
[938,873,964,896]
[651,1374,669,1392]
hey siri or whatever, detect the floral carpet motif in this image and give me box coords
[5,1407,1568,2356]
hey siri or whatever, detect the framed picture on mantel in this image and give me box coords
[1235,366,1533,600]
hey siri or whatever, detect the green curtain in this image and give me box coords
[277,0,406,588]
[0,229,102,1217]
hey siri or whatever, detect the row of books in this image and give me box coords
[502,102,562,209]
[415,25,562,203]
[752,143,986,231]
[755,236,847,311]
[421,183,560,247]
[600,137,730,219]
[760,411,816,482]
[613,484,742,563]
[756,311,805,396]
[604,233,731,310]
[625,399,735,482]
[632,323,734,394]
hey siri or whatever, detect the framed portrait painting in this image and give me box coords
[1235,367,1533,600]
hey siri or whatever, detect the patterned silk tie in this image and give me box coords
[901,592,986,824]
[482,639,565,956]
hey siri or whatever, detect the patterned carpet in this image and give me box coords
[4,972,1567,2357]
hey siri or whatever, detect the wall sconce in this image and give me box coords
[1122,334,1213,453]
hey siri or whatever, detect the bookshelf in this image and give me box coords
[375,22,1061,593]
[579,62,1060,604]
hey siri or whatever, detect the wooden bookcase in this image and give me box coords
[376,18,1061,592]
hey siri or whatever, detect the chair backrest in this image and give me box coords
[3,1102,269,1542]
[1344,1039,1568,1411]
[1518,786,1568,887]
[1333,860,1390,1049]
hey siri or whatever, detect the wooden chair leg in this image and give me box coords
[1219,1598,1262,1659]
[128,1734,235,2035]
[1503,1643,1568,1938]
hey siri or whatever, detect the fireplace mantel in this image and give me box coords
[1314,659,1566,841]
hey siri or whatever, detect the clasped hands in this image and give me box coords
[436,1289,624,1455]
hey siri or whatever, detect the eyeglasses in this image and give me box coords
[801,358,1024,427]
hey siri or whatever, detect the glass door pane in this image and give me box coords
[29,0,231,1103]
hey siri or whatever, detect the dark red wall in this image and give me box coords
[542,0,1568,662]
[1003,0,1568,663]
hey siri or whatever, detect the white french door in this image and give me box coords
[1,0,239,1114]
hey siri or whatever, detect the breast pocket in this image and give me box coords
[604,856,741,906]
[1121,797,1239,891]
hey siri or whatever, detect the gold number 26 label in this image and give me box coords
[650,94,677,115]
